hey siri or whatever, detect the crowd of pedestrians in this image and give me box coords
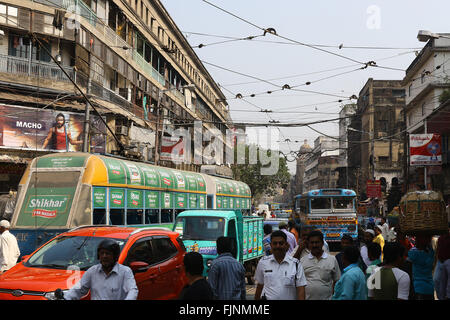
[194,218,449,301]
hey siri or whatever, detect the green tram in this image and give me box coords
[10,152,251,256]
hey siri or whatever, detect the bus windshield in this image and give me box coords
[310,198,331,210]
[333,197,354,209]
[174,216,225,241]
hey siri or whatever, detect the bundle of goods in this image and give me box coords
[399,190,448,235]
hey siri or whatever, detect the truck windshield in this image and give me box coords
[174,216,225,241]
[24,236,126,270]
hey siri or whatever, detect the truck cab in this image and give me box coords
[173,210,263,278]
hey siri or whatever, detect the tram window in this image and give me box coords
[175,209,185,219]
[145,209,159,224]
[127,209,144,225]
[161,209,173,223]
[93,209,107,225]
[310,198,331,210]
[110,209,125,225]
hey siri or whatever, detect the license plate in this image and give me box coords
[327,233,340,238]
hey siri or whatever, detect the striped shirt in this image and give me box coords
[208,253,246,300]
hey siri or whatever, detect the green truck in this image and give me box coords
[173,210,264,282]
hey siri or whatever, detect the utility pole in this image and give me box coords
[83,40,93,153]
[154,89,164,166]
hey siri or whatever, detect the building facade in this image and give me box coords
[357,78,405,195]
[303,136,339,190]
[0,0,233,194]
[403,33,450,200]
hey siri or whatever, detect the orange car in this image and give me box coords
[0,226,187,300]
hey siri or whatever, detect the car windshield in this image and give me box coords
[25,236,127,270]
[174,216,225,241]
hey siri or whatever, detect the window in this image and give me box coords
[151,237,178,262]
[161,209,173,223]
[110,209,124,225]
[422,102,426,116]
[8,35,30,58]
[127,209,144,225]
[408,84,412,97]
[310,197,331,210]
[93,209,106,224]
[125,238,153,265]
[145,209,159,224]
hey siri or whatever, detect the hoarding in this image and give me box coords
[0,104,106,153]
[410,134,442,166]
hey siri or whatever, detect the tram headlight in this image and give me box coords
[206,259,213,269]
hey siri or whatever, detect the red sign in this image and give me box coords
[32,209,57,218]
[366,180,382,198]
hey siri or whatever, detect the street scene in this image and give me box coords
[0,0,449,307]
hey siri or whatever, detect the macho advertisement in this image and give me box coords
[0,104,106,153]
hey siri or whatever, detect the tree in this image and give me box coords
[231,144,291,200]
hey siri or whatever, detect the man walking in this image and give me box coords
[332,246,367,300]
[178,252,214,300]
[254,230,307,300]
[301,230,341,300]
[368,242,411,300]
[208,236,246,300]
[278,221,297,253]
[0,220,20,273]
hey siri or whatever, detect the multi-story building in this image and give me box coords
[403,31,450,199]
[357,78,405,194]
[336,103,356,188]
[303,136,339,190]
[293,139,312,195]
[0,0,232,194]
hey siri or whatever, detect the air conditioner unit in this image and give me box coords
[116,126,128,136]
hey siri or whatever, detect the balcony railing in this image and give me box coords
[0,54,74,82]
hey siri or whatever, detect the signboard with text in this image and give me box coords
[366,180,382,198]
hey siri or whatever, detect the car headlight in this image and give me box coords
[44,290,68,300]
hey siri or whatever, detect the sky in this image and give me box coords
[160,0,450,174]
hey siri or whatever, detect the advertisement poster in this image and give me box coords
[410,133,442,166]
[0,104,106,153]
[160,136,184,162]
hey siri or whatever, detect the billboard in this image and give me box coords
[0,104,106,153]
[409,133,442,166]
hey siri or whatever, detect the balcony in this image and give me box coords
[0,54,74,82]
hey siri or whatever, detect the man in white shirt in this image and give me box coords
[379,217,389,241]
[254,230,307,300]
[60,239,138,300]
[300,230,341,300]
[0,220,20,272]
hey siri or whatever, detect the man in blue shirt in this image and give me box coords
[332,245,367,300]
[408,234,435,300]
[208,236,246,300]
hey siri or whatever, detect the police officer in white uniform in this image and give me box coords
[254,230,307,300]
